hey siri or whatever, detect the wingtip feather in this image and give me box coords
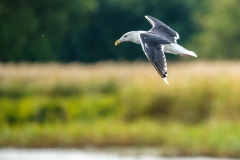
[145,15,150,20]
[163,77,169,85]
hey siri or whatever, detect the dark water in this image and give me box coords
[0,148,235,160]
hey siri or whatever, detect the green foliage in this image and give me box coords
[1,62,240,157]
[1,1,240,61]
[1,121,240,157]
[0,0,198,62]
[191,0,240,59]
[0,0,98,62]
[1,63,240,125]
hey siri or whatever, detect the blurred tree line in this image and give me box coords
[0,0,239,62]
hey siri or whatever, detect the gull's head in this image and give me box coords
[115,32,133,46]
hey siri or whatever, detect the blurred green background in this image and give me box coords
[1,0,240,158]
[1,0,240,62]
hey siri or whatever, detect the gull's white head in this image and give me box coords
[115,31,144,46]
[115,32,134,46]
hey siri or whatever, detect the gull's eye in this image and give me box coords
[123,35,127,38]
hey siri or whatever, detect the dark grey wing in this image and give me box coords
[139,33,171,79]
[145,15,179,43]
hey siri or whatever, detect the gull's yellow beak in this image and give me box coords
[115,40,121,46]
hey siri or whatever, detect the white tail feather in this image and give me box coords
[183,51,197,57]
[164,44,197,57]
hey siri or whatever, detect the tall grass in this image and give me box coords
[0,61,240,157]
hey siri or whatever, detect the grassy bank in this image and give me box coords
[1,121,240,157]
[1,61,240,157]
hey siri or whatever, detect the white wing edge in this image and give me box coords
[145,16,155,28]
[175,32,180,40]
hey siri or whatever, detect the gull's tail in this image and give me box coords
[181,50,197,58]
[170,44,197,58]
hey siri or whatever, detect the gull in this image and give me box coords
[115,15,197,84]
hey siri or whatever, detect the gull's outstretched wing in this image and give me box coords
[139,33,171,84]
[145,15,179,43]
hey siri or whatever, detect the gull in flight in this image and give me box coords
[115,15,197,84]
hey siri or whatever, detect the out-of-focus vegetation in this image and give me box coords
[1,0,240,62]
[1,62,240,157]
[1,0,240,158]
[192,0,240,59]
